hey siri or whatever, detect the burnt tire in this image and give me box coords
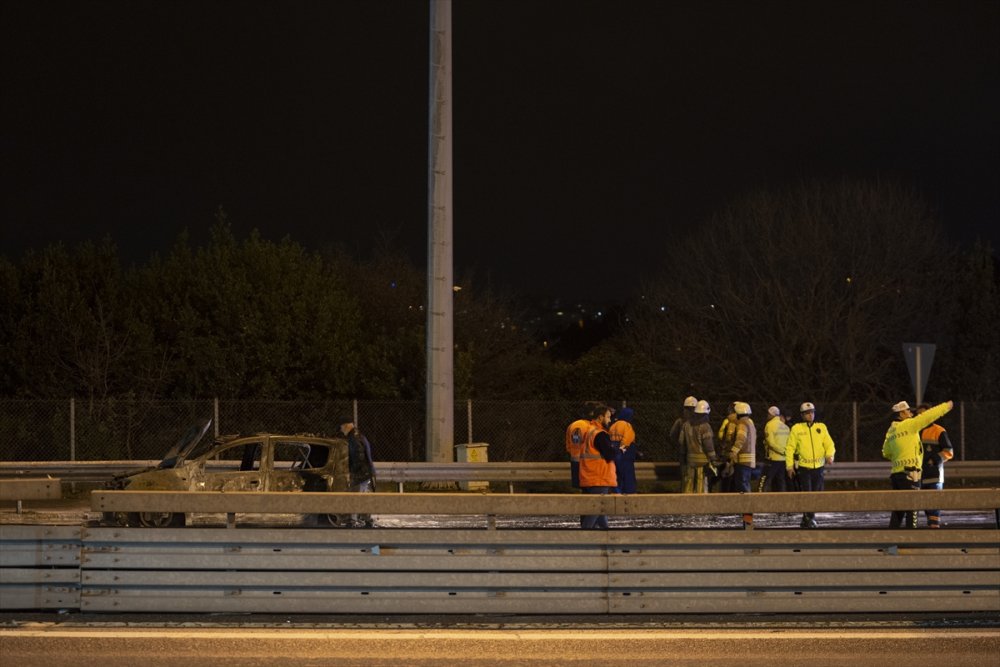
[131,511,185,528]
[322,513,351,527]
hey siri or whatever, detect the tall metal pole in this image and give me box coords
[426,0,454,464]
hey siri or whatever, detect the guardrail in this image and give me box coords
[3,488,999,615]
[0,478,61,514]
[3,460,999,489]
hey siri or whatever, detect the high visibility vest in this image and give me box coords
[785,421,835,469]
[609,420,635,449]
[579,426,617,488]
[565,419,591,461]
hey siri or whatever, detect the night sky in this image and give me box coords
[2,1,998,301]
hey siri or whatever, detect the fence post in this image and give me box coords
[353,399,358,427]
[852,402,858,462]
[69,397,75,462]
[960,401,966,461]
[213,398,220,439]
[467,399,473,445]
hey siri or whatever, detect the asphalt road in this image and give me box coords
[2,624,998,666]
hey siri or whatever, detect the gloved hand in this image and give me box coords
[786,467,796,479]
[703,461,719,478]
[720,459,734,477]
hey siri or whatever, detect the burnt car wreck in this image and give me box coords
[104,419,357,528]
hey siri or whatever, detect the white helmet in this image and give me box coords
[694,399,711,414]
[800,402,816,413]
[683,395,697,408]
[733,401,751,416]
[892,400,911,413]
[767,406,781,417]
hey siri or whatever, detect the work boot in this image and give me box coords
[806,518,818,529]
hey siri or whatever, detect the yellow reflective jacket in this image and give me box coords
[882,401,953,474]
[763,416,790,461]
[785,420,835,470]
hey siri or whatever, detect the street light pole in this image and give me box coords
[426,0,454,465]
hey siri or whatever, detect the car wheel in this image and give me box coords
[133,511,185,528]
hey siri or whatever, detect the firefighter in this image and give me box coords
[785,402,835,528]
[716,403,739,492]
[670,396,698,489]
[681,400,719,493]
[882,400,954,529]
[578,403,618,529]
[726,402,756,528]
[915,402,955,528]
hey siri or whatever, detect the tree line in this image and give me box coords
[2,180,997,409]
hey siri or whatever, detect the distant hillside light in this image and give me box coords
[453,285,462,292]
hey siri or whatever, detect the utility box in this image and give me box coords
[455,443,489,491]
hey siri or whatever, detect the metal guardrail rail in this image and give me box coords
[2,460,999,488]
[2,521,998,615]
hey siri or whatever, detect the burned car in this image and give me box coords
[104,419,352,528]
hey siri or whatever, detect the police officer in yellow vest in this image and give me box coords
[761,406,790,492]
[785,402,835,528]
[882,400,954,529]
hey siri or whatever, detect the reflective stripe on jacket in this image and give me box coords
[579,426,618,488]
[682,417,716,465]
[565,419,592,462]
[883,401,953,474]
[785,421,835,469]
[764,416,790,461]
[920,423,954,484]
[731,416,756,466]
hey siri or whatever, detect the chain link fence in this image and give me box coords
[0,398,997,463]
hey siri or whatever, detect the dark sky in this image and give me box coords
[2,0,998,301]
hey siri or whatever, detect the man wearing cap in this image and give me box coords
[761,406,790,492]
[785,402,835,528]
[882,400,954,529]
[681,400,718,493]
[670,396,697,490]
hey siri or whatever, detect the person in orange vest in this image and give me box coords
[579,403,618,530]
[609,406,638,494]
[915,402,955,528]
[565,404,596,490]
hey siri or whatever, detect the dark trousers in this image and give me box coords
[921,480,943,527]
[732,464,753,492]
[889,472,920,528]
[580,485,610,530]
[762,459,788,492]
[797,466,825,521]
